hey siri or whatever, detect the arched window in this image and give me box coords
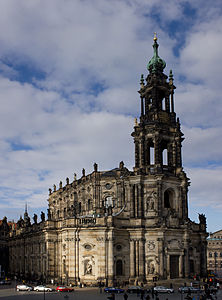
[209,252,212,257]
[116,259,123,276]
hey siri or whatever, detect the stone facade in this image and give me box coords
[8,37,208,285]
[207,230,222,277]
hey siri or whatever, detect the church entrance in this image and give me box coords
[170,255,179,278]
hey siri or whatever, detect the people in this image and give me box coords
[123,292,128,300]
[109,293,115,300]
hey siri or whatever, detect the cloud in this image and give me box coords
[187,166,222,210]
[0,1,221,233]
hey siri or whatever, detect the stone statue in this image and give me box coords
[41,211,45,222]
[85,261,92,274]
[94,162,98,172]
[17,216,24,229]
[66,177,69,185]
[146,192,156,211]
[119,161,124,169]
[147,198,154,210]
[53,184,56,192]
[82,168,85,177]
[148,263,155,274]
[33,214,38,224]
[199,213,206,225]
[49,188,52,195]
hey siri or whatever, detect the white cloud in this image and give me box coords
[0,1,221,233]
[187,166,222,209]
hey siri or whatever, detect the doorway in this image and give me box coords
[170,255,179,278]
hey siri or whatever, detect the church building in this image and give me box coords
[8,36,208,286]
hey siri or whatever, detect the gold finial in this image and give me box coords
[153,32,157,41]
[134,117,138,126]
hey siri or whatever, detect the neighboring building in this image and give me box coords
[0,217,12,277]
[8,36,208,286]
[207,230,222,278]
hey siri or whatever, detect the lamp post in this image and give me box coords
[214,252,217,276]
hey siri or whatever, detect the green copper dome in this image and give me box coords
[147,35,166,74]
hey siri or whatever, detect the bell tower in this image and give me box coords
[131,34,189,223]
[132,34,183,176]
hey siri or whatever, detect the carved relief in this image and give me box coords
[147,240,155,251]
[167,239,183,250]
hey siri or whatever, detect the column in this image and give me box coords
[167,254,170,279]
[184,235,190,278]
[129,239,135,281]
[154,136,160,166]
[145,140,150,166]
[158,238,164,278]
[179,254,183,277]
[170,90,174,113]
[129,185,134,218]
[135,185,138,218]
[138,185,142,217]
[141,96,144,116]
[139,239,145,280]
[107,234,114,285]
[76,231,80,281]
[135,141,140,168]
[74,234,77,283]
[136,240,139,277]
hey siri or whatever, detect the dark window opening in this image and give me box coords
[164,191,171,208]
[116,259,123,276]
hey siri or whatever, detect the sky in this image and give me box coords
[0,0,221,233]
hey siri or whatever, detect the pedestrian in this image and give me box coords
[110,293,115,300]
[123,292,128,300]
[141,289,145,300]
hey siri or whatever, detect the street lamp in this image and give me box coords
[214,252,217,276]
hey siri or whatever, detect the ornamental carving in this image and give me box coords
[147,240,155,251]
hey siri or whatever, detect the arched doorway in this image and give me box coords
[116,260,123,276]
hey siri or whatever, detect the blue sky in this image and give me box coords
[0,0,222,233]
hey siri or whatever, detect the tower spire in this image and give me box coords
[147,34,166,74]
